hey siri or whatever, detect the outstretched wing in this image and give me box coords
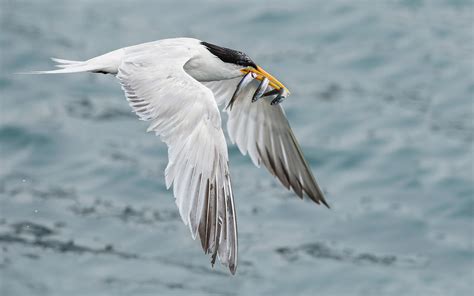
[117,45,238,273]
[204,79,329,207]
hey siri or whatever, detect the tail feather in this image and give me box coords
[20,65,99,75]
[51,58,83,68]
[21,48,124,75]
[20,58,105,75]
[51,57,82,64]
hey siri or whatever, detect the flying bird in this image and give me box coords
[27,38,329,274]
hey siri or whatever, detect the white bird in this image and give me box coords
[27,37,329,274]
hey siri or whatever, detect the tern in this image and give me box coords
[27,37,329,274]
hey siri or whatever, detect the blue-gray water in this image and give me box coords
[0,0,473,295]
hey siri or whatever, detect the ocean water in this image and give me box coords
[0,0,473,295]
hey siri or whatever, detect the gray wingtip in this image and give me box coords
[320,197,331,209]
[305,186,330,208]
[229,263,237,275]
[308,193,331,209]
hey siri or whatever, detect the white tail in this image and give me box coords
[20,58,97,74]
[22,48,125,75]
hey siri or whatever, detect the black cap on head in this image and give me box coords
[201,41,257,68]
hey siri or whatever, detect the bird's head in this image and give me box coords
[201,41,290,94]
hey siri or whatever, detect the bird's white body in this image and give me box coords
[46,38,243,82]
[29,37,328,274]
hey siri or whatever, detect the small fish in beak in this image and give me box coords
[226,72,257,110]
[252,77,269,102]
[240,65,290,105]
[271,88,288,105]
[261,88,279,98]
[230,66,289,109]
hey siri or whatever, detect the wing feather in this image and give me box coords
[204,79,329,207]
[117,45,238,273]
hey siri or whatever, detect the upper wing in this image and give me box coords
[117,46,238,273]
[204,79,329,207]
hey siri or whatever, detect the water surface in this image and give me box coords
[0,0,473,295]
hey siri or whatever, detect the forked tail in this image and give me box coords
[21,49,124,75]
[20,58,98,74]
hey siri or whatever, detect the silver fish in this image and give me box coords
[252,77,270,102]
[271,88,288,105]
[261,88,279,98]
[226,72,256,110]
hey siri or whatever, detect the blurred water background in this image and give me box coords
[0,0,473,295]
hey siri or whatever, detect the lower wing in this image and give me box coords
[204,79,329,207]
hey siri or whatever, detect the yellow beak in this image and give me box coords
[241,66,290,95]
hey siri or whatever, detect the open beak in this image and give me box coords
[241,66,290,95]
